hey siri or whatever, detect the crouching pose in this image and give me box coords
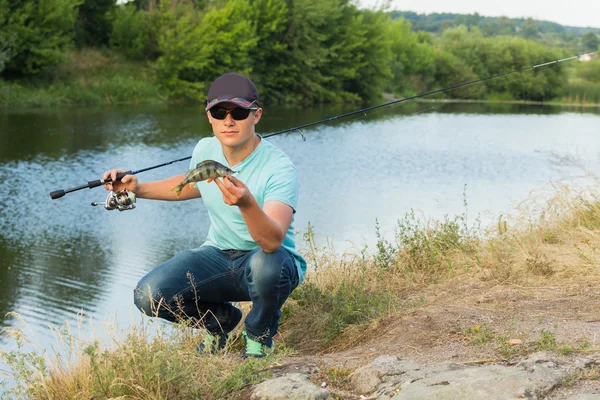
[104,72,306,357]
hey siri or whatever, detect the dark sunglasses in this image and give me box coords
[209,107,257,120]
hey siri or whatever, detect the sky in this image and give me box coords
[358,0,600,29]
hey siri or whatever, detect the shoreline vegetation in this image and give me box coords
[1,49,599,108]
[2,177,600,398]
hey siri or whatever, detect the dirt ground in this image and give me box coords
[282,276,600,398]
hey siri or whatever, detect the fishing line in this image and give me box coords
[322,59,564,126]
[49,51,597,200]
[262,51,595,138]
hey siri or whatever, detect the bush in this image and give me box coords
[0,0,80,76]
[438,26,568,101]
[155,0,256,102]
[110,3,161,60]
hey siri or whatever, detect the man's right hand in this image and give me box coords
[102,169,139,193]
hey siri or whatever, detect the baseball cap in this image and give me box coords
[205,72,259,111]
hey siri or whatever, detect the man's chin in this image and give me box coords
[217,135,241,147]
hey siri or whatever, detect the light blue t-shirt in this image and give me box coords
[190,136,307,284]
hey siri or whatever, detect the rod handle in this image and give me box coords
[88,170,133,188]
[50,190,65,199]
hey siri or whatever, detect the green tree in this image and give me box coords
[0,0,16,73]
[387,18,436,95]
[75,0,117,47]
[481,16,515,36]
[438,27,567,101]
[484,36,565,100]
[250,0,394,104]
[0,0,81,76]
[155,0,257,101]
[111,3,161,60]
[433,50,481,98]
[264,0,396,103]
[521,18,538,39]
[268,0,346,103]
[247,0,292,103]
[440,26,489,77]
[582,31,598,52]
[315,6,393,102]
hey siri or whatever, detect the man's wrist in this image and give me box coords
[238,194,257,211]
[134,183,145,198]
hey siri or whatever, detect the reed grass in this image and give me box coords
[560,78,600,104]
[2,178,600,398]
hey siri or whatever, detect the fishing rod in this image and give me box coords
[49,50,597,202]
[264,51,597,138]
[49,156,191,199]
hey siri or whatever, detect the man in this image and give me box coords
[103,72,306,358]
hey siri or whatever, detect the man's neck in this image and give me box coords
[222,134,260,166]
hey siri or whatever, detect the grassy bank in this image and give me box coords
[0,49,166,107]
[2,180,600,398]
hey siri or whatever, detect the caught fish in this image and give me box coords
[171,160,238,197]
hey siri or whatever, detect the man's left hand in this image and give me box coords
[214,176,253,209]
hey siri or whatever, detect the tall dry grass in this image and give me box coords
[0,311,284,399]
[281,179,600,351]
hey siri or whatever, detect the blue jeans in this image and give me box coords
[133,245,299,345]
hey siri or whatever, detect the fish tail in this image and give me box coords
[171,184,184,197]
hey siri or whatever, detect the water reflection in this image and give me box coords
[2,102,597,162]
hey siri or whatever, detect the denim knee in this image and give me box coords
[133,283,159,317]
[248,249,292,291]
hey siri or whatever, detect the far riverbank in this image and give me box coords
[2,49,599,109]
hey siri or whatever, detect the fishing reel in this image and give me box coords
[91,190,136,211]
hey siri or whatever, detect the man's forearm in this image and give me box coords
[239,199,285,253]
[137,174,200,201]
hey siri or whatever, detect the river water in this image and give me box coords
[0,101,599,385]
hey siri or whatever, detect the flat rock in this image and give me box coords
[565,395,600,400]
[350,352,575,400]
[250,372,330,400]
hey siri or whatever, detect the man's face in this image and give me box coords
[207,102,262,149]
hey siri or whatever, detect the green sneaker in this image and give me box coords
[197,332,228,355]
[242,331,273,358]
[197,304,242,355]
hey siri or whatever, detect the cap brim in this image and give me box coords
[205,97,257,111]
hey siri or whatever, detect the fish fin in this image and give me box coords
[171,184,183,197]
[207,178,213,183]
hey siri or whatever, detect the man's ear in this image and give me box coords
[253,108,263,124]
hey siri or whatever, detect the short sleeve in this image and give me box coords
[264,163,299,212]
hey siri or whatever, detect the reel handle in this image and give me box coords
[50,171,133,200]
[88,170,133,188]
